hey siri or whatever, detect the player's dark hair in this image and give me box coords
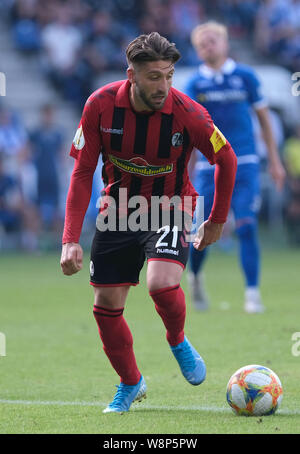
[126,32,181,65]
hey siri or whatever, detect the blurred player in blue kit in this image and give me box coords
[185,22,286,313]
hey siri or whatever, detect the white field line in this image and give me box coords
[0,399,299,415]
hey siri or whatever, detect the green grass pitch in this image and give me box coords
[0,241,299,434]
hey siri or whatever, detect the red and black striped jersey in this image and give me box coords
[70,79,233,213]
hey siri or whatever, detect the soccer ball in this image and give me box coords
[226,365,283,416]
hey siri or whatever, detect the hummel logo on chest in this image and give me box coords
[100,126,123,135]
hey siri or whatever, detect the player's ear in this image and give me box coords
[127,66,135,84]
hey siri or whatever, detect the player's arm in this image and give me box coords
[188,105,237,251]
[60,160,95,275]
[255,106,286,191]
[245,68,286,191]
[60,96,101,276]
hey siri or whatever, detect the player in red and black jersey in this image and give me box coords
[60,32,237,413]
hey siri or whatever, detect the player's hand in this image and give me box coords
[60,243,83,276]
[269,159,286,191]
[193,220,224,251]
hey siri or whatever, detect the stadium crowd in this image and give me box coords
[0,101,65,250]
[0,0,300,250]
[6,0,300,108]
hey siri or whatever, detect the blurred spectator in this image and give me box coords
[0,102,29,177]
[11,0,41,53]
[168,0,206,65]
[0,102,42,249]
[217,0,260,38]
[41,3,82,72]
[140,0,173,37]
[114,0,143,27]
[254,0,300,71]
[0,150,22,235]
[276,0,300,72]
[0,103,37,211]
[83,10,128,73]
[283,125,300,245]
[40,2,89,107]
[137,0,205,65]
[169,0,205,37]
[0,151,40,251]
[30,104,64,232]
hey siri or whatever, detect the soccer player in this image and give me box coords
[60,32,237,413]
[185,22,286,313]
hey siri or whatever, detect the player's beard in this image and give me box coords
[135,82,167,111]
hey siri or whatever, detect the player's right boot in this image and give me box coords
[244,288,265,314]
[103,375,147,414]
[170,336,206,385]
[187,272,210,311]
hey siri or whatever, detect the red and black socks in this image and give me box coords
[150,284,186,347]
[93,305,141,385]
[93,284,186,384]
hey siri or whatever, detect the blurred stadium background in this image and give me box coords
[0,0,300,253]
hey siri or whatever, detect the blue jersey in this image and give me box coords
[184,59,267,163]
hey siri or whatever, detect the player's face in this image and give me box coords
[194,30,228,65]
[128,60,174,111]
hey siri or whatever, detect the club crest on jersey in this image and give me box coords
[109,154,173,176]
[73,125,85,150]
[209,125,226,153]
[171,132,183,147]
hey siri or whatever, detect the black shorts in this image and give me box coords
[90,211,191,287]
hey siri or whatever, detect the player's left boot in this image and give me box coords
[103,375,147,414]
[244,288,265,314]
[170,336,206,385]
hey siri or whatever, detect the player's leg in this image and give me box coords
[188,249,210,311]
[90,229,147,412]
[188,169,215,310]
[232,164,263,313]
[145,218,206,385]
[147,260,185,346]
[235,218,262,313]
[93,286,141,385]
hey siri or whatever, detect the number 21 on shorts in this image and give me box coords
[155,225,178,248]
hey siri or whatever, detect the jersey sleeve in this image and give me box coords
[187,100,232,164]
[62,159,95,244]
[243,68,267,110]
[70,95,101,169]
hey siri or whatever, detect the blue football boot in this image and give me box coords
[171,336,206,385]
[103,375,147,413]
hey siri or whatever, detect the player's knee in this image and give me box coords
[94,290,114,308]
[147,276,180,293]
[93,286,128,309]
[235,219,257,240]
[147,260,183,293]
